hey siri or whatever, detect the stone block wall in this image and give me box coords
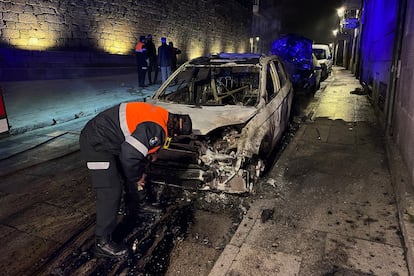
[0,0,252,80]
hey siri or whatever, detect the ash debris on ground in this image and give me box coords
[163,188,250,275]
[261,208,275,223]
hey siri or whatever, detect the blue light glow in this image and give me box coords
[359,0,398,86]
[270,34,313,70]
[270,34,314,88]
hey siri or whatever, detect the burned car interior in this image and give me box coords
[147,53,293,194]
[159,62,261,107]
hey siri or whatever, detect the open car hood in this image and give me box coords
[149,101,257,135]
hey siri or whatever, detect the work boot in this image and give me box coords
[138,201,163,214]
[126,199,163,218]
[95,236,128,258]
[125,189,163,219]
[137,189,163,214]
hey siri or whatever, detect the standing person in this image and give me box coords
[168,41,182,72]
[158,37,171,83]
[146,34,158,85]
[135,35,148,88]
[79,102,192,258]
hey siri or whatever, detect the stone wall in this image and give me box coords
[0,0,252,80]
[394,0,414,184]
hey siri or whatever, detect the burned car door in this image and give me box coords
[274,60,293,133]
[239,58,289,162]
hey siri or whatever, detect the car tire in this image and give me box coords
[259,134,273,160]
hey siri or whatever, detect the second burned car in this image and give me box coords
[146,53,294,193]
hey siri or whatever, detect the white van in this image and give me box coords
[312,44,333,80]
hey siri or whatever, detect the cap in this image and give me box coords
[167,113,192,136]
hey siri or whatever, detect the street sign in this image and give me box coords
[343,18,360,29]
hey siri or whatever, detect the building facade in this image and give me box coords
[0,0,252,81]
[344,0,414,187]
[251,0,282,54]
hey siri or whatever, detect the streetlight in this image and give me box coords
[337,7,345,17]
[332,29,339,66]
[254,36,260,53]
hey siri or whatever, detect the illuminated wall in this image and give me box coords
[359,0,398,113]
[0,0,251,66]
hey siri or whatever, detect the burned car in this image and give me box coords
[146,53,293,193]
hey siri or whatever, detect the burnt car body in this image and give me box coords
[146,53,293,193]
[270,34,321,94]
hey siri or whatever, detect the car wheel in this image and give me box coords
[259,134,273,160]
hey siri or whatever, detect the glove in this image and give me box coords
[136,174,146,191]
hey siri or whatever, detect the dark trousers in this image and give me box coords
[147,58,158,84]
[138,66,147,87]
[79,134,123,238]
[136,54,147,87]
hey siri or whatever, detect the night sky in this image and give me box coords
[276,0,344,44]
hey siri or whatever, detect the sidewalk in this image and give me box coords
[0,73,159,165]
[1,73,157,135]
[210,67,414,275]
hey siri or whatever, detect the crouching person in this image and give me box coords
[79,102,192,258]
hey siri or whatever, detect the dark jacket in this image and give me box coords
[169,46,181,70]
[80,102,168,184]
[146,40,157,63]
[135,42,148,67]
[158,43,171,67]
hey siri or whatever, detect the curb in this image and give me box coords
[386,138,414,275]
[8,97,147,136]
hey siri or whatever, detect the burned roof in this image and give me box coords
[189,52,263,66]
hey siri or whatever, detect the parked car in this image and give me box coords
[312,43,333,80]
[312,53,322,91]
[146,52,294,193]
[270,34,321,95]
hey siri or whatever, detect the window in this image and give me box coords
[160,65,260,106]
[266,60,281,100]
[266,63,275,100]
[275,61,287,88]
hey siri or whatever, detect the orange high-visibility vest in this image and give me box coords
[119,102,168,154]
[136,42,145,52]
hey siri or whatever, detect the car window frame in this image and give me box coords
[266,60,281,101]
[274,60,287,88]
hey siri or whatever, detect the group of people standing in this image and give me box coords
[135,34,182,88]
